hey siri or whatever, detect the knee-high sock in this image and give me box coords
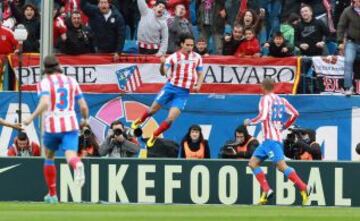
[252,167,270,192]
[284,167,307,191]
[44,159,57,196]
[153,121,171,137]
[68,157,81,170]
[139,111,152,124]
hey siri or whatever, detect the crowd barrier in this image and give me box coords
[0,157,359,206]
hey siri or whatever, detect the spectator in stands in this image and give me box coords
[0,17,18,55]
[194,38,209,56]
[80,0,125,61]
[300,0,327,25]
[58,11,94,55]
[78,122,100,157]
[334,0,351,28]
[137,0,168,56]
[7,132,41,157]
[180,124,210,159]
[280,0,301,23]
[53,3,67,49]
[280,13,301,50]
[235,27,260,57]
[167,3,193,53]
[264,32,293,57]
[9,2,40,52]
[118,0,140,40]
[196,0,226,54]
[236,9,264,36]
[295,4,329,56]
[219,125,259,159]
[99,120,140,157]
[167,0,191,18]
[222,23,244,55]
[337,0,360,96]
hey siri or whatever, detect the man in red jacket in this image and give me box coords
[7,132,41,157]
[0,18,18,55]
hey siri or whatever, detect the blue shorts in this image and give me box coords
[43,131,79,152]
[155,83,190,110]
[252,139,284,163]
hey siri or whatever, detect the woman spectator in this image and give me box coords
[236,9,263,36]
[180,124,210,159]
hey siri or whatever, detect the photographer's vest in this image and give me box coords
[236,137,255,158]
[184,141,205,159]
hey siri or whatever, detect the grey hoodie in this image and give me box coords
[137,0,168,55]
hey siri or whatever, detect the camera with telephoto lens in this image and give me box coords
[82,127,93,138]
[112,128,123,137]
[125,127,143,138]
[284,127,308,159]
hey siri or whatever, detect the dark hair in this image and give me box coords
[244,27,255,34]
[110,120,124,129]
[178,33,194,45]
[71,10,82,16]
[155,0,167,7]
[183,124,204,143]
[233,23,244,30]
[262,78,275,91]
[236,9,262,34]
[286,13,300,24]
[356,143,360,155]
[197,37,206,43]
[273,31,284,39]
[43,55,62,74]
[300,4,313,13]
[17,132,29,141]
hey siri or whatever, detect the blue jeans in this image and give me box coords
[258,0,282,40]
[344,41,360,89]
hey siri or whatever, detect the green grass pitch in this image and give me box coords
[1,203,360,221]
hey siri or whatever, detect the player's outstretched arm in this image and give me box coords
[159,56,168,76]
[23,95,50,126]
[78,98,89,124]
[0,118,22,130]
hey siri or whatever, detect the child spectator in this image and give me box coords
[264,32,293,57]
[194,38,209,56]
[235,27,260,57]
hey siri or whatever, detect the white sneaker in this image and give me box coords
[74,162,85,187]
[344,87,353,96]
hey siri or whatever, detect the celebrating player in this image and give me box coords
[244,78,312,205]
[132,33,204,147]
[23,55,89,204]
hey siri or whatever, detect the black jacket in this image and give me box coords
[222,35,242,55]
[80,0,125,53]
[10,3,40,52]
[59,18,95,55]
[268,41,293,57]
[295,18,329,56]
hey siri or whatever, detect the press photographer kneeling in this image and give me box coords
[78,123,100,157]
[284,127,322,160]
[99,120,141,158]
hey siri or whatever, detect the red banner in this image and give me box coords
[8,53,300,94]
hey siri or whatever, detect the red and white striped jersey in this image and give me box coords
[37,74,83,133]
[250,93,299,142]
[165,51,203,89]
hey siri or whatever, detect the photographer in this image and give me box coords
[284,127,322,160]
[78,123,100,157]
[99,120,141,158]
[219,125,259,159]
